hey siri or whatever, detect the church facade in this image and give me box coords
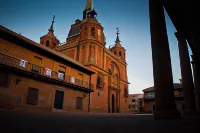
[57,0,129,113]
[0,0,129,113]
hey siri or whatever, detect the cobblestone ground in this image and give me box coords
[0,110,200,133]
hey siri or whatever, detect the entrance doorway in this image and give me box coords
[112,94,115,113]
[54,90,64,110]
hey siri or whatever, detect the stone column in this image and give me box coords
[175,32,197,115]
[191,55,196,88]
[149,0,180,119]
[189,35,200,111]
[191,54,200,111]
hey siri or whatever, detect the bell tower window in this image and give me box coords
[46,41,49,47]
[53,42,56,48]
[119,52,122,57]
[91,27,95,37]
[85,27,88,37]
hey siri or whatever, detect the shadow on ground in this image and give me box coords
[0,110,200,133]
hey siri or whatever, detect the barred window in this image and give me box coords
[26,88,39,105]
[76,97,83,109]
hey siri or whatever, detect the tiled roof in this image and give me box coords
[0,25,95,75]
[67,24,82,38]
[143,83,182,92]
[67,18,102,39]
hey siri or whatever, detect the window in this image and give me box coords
[114,51,116,55]
[0,71,9,88]
[76,97,83,109]
[98,92,100,96]
[91,27,95,37]
[32,56,42,73]
[124,88,128,97]
[98,29,101,41]
[26,88,39,105]
[53,42,57,49]
[84,27,88,37]
[96,75,103,88]
[129,105,131,109]
[132,99,135,103]
[46,41,49,47]
[119,52,122,57]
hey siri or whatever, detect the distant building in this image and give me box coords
[143,83,184,113]
[128,94,144,113]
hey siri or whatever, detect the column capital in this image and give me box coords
[174,32,186,41]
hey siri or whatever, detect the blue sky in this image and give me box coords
[0,0,191,94]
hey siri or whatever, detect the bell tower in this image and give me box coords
[110,28,126,61]
[40,15,60,51]
[83,0,97,19]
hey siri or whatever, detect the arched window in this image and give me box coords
[119,52,122,57]
[96,75,103,88]
[91,27,95,37]
[46,41,49,47]
[114,51,116,55]
[85,27,88,37]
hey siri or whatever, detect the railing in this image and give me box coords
[0,53,94,90]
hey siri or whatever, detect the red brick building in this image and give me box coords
[0,0,129,113]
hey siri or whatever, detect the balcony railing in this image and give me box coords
[0,53,94,90]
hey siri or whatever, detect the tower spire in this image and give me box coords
[115,28,122,47]
[48,15,55,32]
[86,0,94,10]
[83,0,97,19]
[116,28,120,42]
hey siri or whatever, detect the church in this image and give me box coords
[0,0,129,113]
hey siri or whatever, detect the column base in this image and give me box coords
[182,109,200,116]
[154,109,181,119]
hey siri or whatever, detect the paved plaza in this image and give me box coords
[1,110,200,133]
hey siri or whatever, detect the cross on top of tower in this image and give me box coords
[48,15,55,32]
[116,28,120,42]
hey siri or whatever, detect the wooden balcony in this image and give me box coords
[0,53,94,91]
